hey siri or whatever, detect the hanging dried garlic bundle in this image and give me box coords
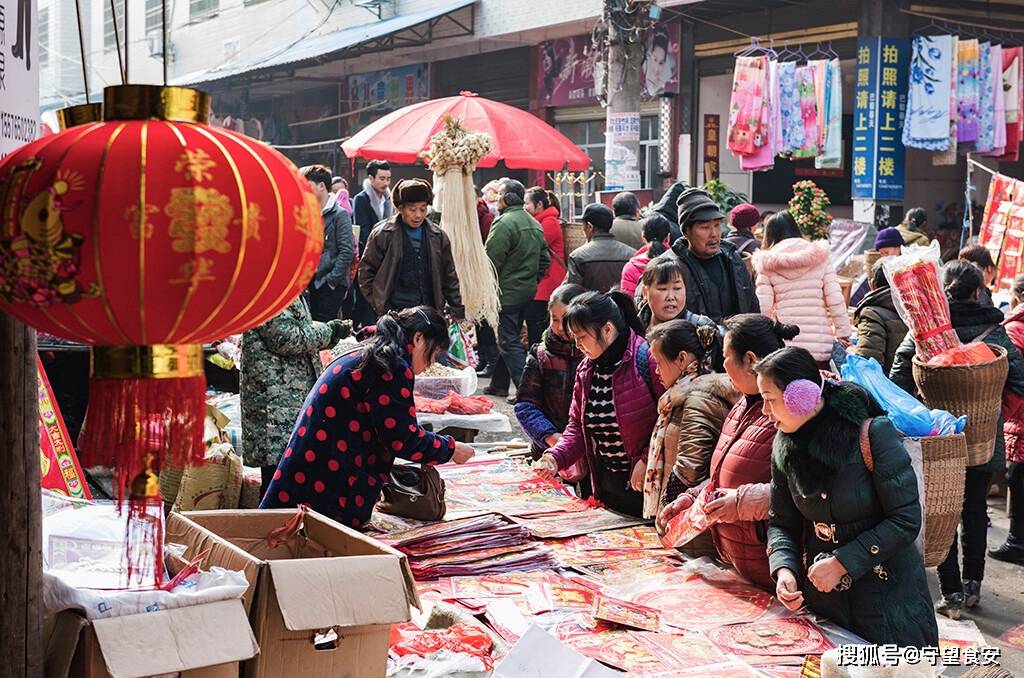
[422,116,500,327]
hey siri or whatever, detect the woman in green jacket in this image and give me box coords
[757,347,938,647]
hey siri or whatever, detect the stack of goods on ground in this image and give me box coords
[40,491,257,677]
[371,455,987,676]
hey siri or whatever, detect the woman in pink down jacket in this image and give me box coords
[752,211,851,366]
[534,290,664,517]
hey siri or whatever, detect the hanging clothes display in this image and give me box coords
[957,39,981,143]
[816,59,843,169]
[727,56,770,156]
[724,32,1023,175]
[903,35,954,151]
[792,64,820,158]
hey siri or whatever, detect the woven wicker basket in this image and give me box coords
[917,433,968,567]
[962,667,1015,678]
[912,345,1008,467]
[563,222,588,255]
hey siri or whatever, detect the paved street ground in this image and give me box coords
[475,383,1024,674]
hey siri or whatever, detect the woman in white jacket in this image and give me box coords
[751,211,851,367]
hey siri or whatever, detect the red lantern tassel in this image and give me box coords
[125,453,165,588]
[79,372,206,499]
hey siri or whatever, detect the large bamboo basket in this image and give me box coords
[563,222,588,255]
[912,345,1008,467]
[916,434,968,567]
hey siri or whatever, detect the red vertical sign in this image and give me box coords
[703,114,720,183]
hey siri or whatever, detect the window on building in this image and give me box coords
[190,0,219,21]
[104,2,125,52]
[145,0,163,33]
[556,114,660,192]
[39,7,49,69]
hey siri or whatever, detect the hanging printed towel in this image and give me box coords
[792,64,820,158]
[935,36,960,166]
[817,59,843,168]
[991,44,1007,155]
[903,35,953,151]
[976,43,995,153]
[777,61,804,154]
[727,56,769,156]
[770,59,784,156]
[997,47,1023,162]
[740,86,775,171]
[810,60,829,148]
[957,39,981,143]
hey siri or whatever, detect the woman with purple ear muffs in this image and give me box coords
[756,346,938,648]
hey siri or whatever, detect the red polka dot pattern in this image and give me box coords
[261,352,471,533]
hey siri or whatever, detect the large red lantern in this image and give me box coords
[0,85,321,580]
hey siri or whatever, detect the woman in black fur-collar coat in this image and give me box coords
[755,347,938,648]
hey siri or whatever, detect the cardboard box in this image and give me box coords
[166,509,419,678]
[60,598,258,678]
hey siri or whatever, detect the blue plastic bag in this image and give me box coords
[840,354,966,436]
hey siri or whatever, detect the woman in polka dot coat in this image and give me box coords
[260,306,475,527]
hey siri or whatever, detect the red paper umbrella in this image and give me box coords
[0,86,322,580]
[342,91,592,171]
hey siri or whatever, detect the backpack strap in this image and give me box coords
[859,417,875,473]
[635,342,657,401]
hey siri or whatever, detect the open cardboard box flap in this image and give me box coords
[173,510,420,614]
[91,599,257,678]
[267,556,411,630]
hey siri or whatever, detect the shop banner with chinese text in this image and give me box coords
[851,37,909,201]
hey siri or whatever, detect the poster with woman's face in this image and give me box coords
[537,24,680,106]
[642,26,679,97]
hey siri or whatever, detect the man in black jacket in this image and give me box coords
[348,160,393,327]
[669,188,759,325]
[302,165,354,321]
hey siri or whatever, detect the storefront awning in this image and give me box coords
[176,0,476,87]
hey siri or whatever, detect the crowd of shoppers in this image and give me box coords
[245,157,1024,648]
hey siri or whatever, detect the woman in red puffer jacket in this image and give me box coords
[657,314,799,590]
[525,187,568,344]
[993,274,1024,564]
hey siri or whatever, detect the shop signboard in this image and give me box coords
[0,0,38,158]
[702,114,720,182]
[538,23,680,107]
[851,37,909,202]
[347,63,429,128]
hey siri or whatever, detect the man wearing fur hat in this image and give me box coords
[357,178,465,319]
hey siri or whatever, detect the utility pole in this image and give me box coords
[600,0,653,192]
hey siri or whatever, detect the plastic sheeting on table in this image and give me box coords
[419,411,511,433]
